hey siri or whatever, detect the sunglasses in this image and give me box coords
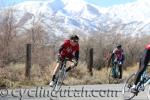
[73,40,79,43]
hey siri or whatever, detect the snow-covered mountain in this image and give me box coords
[106,0,150,23]
[7,0,150,35]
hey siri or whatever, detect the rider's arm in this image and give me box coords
[74,51,79,66]
[122,53,125,61]
[108,53,114,67]
[58,40,69,54]
[58,44,64,54]
[121,49,125,62]
[73,44,79,66]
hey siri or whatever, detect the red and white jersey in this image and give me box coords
[113,48,124,60]
[60,40,79,59]
[145,44,150,50]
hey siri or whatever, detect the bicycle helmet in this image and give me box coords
[117,44,122,48]
[70,34,79,41]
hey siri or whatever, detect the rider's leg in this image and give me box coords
[66,61,75,72]
[111,62,117,78]
[118,64,122,79]
[51,55,64,82]
[66,67,72,72]
[134,49,150,85]
[51,62,61,81]
[49,62,62,86]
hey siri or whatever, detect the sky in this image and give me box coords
[84,0,137,7]
[0,0,137,8]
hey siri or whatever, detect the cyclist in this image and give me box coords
[108,44,125,79]
[49,34,79,87]
[132,44,150,92]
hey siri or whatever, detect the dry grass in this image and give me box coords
[64,63,139,85]
[0,62,140,88]
[64,62,109,85]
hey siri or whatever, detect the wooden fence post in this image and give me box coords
[87,48,93,76]
[25,44,32,80]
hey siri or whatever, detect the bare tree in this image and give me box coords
[0,8,18,66]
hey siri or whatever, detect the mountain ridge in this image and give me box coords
[6,0,150,35]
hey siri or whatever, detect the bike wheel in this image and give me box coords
[52,68,66,92]
[122,73,137,100]
[108,68,119,84]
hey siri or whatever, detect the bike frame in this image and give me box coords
[139,65,150,88]
[52,58,70,92]
[122,64,150,99]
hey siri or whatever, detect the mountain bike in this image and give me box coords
[108,61,122,84]
[122,66,150,100]
[51,58,70,92]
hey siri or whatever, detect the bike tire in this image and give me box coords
[108,68,119,84]
[55,70,66,92]
[52,67,66,92]
[108,63,120,84]
[51,71,59,91]
[122,73,137,100]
